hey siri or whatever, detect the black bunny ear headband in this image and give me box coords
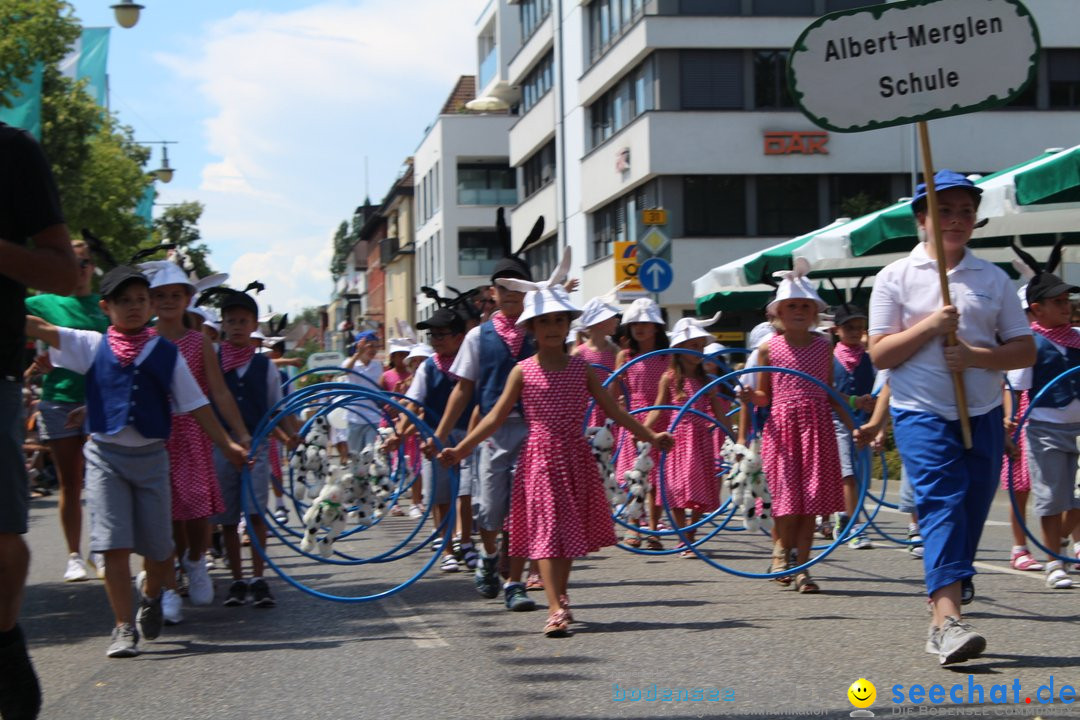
[267,313,288,336]
[420,285,482,319]
[1012,237,1076,305]
[826,276,870,319]
[1011,237,1066,279]
[196,281,264,315]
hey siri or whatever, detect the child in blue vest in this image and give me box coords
[1007,244,1080,588]
[200,287,300,609]
[428,210,545,611]
[829,301,878,549]
[25,266,246,658]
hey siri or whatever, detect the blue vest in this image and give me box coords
[85,335,177,439]
[221,351,271,433]
[834,350,875,398]
[1031,334,1080,410]
[476,321,535,415]
[423,357,474,432]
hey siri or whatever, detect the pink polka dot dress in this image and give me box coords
[1000,390,1031,492]
[575,343,616,428]
[614,353,670,488]
[664,373,724,512]
[382,368,421,470]
[761,335,844,517]
[166,331,225,521]
[506,355,618,559]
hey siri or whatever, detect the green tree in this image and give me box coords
[839,192,891,220]
[153,201,214,277]
[0,0,79,108]
[329,220,350,280]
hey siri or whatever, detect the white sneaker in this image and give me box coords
[408,505,424,519]
[63,553,89,582]
[90,552,107,579]
[183,556,214,606]
[161,589,184,625]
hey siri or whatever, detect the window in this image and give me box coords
[828,174,895,220]
[680,50,743,110]
[589,57,655,148]
[750,0,814,15]
[679,0,740,14]
[522,140,556,199]
[432,162,440,215]
[457,164,517,206]
[458,230,503,276]
[589,0,645,63]
[754,50,794,109]
[1049,49,1080,109]
[522,52,554,114]
[757,175,818,236]
[524,236,558,281]
[590,181,659,260]
[684,176,746,236]
[520,0,551,41]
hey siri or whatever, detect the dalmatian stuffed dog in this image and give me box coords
[622,441,653,521]
[586,419,622,505]
[300,475,348,557]
[727,440,772,533]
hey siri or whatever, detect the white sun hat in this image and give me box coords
[494,245,583,326]
[140,260,195,290]
[250,329,267,342]
[747,321,776,350]
[668,312,721,347]
[766,257,827,315]
[405,343,434,362]
[621,297,664,325]
[387,337,414,356]
[579,281,630,328]
[704,341,726,356]
[188,305,219,324]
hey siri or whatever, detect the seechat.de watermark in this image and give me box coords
[890,675,1078,708]
[612,683,735,703]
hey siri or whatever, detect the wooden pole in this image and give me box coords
[917,121,973,449]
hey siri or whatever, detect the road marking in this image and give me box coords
[384,595,449,648]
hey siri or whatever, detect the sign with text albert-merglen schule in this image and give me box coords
[788,0,1039,133]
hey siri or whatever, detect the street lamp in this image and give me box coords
[111,2,144,29]
[139,141,178,183]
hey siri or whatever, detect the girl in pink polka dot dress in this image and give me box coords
[742,267,848,594]
[144,262,251,608]
[440,284,672,637]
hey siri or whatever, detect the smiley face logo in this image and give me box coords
[847,678,876,709]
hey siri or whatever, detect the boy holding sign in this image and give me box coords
[868,171,1034,665]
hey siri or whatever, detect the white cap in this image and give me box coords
[621,297,663,325]
[668,312,721,347]
[579,280,630,327]
[704,342,726,356]
[387,337,413,356]
[516,285,582,326]
[766,257,827,315]
[405,343,434,362]
[748,321,775,350]
[203,320,220,333]
[140,260,194,290]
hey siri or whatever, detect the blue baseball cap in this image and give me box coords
[354,330,378,343]
[911,170,982,213]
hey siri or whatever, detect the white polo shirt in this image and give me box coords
[869,243,1031,421]
[344,358,383,425]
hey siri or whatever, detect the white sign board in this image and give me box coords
[306,351,346,370]
[788,0,1039,133]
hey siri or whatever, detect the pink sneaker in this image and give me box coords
[1010,548,1044,572]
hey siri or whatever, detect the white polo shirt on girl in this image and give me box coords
[869,243,1030,421]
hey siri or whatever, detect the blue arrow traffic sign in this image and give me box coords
[639,257,673,293]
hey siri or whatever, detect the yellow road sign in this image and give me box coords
[614,241,644,292]
[642,209,667,225]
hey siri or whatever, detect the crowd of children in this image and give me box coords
[14,194,1080,665]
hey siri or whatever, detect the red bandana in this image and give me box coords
[221,342,257,373]
[491,311,526,358]
[833,342,865,374]
[432,353,454,375]
[1031,321,1080,350]
[107,326,155,367]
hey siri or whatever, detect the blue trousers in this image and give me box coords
[891,406,1003,596]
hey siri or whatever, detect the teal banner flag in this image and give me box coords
[60,27,110,107]
[0,64,44,138]
[136,184,156,229]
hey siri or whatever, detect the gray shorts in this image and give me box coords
[897,464,916,515]
[37,399,84,441]
[422,429,468,506]
[347,423,378,454]
[1026,420,1080,517]
[84,439,173,561]
[0,380,28,534]
[833,416,854,478]
[214,445,270,526]
[473,417,529,532]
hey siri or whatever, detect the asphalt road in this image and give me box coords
[19,480,1080,720]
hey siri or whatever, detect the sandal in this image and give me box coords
[558,594,574,623]
[644,537,664,551]
[770,543,792,586]
[623,534,642,548]
[1046,561,1073,589]
[439,554,460,573]
[1010,549,1044,572]
[795,572,820,594]
[543,609,572,637]
[525,572,544,591]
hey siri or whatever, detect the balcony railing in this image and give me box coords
[457,188,518,206]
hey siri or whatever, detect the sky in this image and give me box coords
[69,0,485,315]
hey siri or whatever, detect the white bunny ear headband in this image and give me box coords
[767,257,827,313]
[669,312,722,346]
[495,244,572,293]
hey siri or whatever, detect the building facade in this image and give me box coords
[381,160,418,339]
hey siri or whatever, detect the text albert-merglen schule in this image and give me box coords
[822,15,1005,99]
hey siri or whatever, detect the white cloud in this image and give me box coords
[153,0,483,315]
